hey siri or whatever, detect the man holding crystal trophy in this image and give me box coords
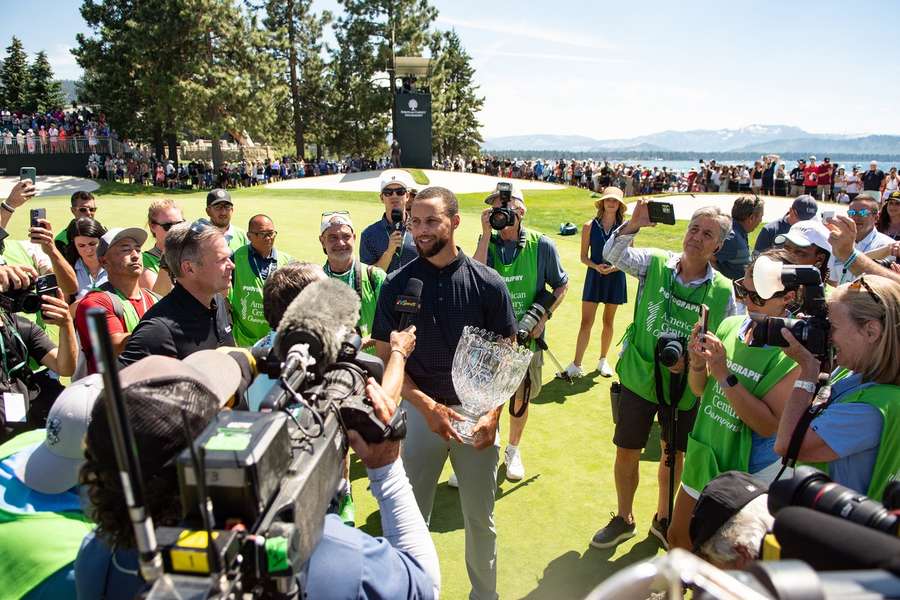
[373,187,523,600]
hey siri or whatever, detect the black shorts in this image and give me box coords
[613,385,698,452]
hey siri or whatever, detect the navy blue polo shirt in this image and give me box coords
[372,249,517,405]
[713,221,750,280]
[360,214,418,273]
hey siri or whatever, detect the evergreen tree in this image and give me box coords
[25,51,66,112]
[262,0,332,158]
[1,37,29,109]
[429,30,483,160]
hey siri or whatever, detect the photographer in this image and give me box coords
[774,274,900,502]
[667,249,801,550]
[0,264,78,437]
[472,182,568,481]
[591,201,737,550]
[75,352,440,599]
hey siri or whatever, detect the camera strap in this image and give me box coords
[775,377,831,482]
[509,372,530,418]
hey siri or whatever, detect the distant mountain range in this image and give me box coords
[482,125,900,155]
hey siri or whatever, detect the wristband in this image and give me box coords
[793,380,817,393]
[843,249,859,270]
[391,348,408,360]
[0,202,14,213]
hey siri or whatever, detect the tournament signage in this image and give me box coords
[393,91,432,169]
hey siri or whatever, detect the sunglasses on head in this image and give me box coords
[322,210,349,217]
[382,187,407,197]
[734,277,785,306]
[189,220,212,236]
[152,219,185,232]
[847,208,873,217]
[848,276,884,307]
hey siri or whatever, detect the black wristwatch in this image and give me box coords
[720,374,739,389]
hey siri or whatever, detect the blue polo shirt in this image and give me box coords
[360,214,418,273]
[371,249,517,405]
[714,221,751,280]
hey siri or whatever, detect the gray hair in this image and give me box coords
[698,495,773,566]
[690,206,732,243]
[164,222,223,279]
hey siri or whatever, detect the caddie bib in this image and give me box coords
[229,245,291,347]
[488,229,541,349]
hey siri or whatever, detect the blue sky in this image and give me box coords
[3,0,899,139]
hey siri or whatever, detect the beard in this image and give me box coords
[415,234,449,258]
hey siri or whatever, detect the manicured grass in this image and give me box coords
[9,183,709,599]
[404,168,430,186]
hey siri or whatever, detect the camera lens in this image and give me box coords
[21,293,41,314]
[659,340,684,368]
[489,209,510,230]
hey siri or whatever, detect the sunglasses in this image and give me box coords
[847,209,873,217]
[189,220,211,236]
[152,219,185,231]
[382,187,407,197]
[734,277,785,306]
[848,276,883,308]
[77,206,98,214]
[322,210,349,217]
[249,230,277,239]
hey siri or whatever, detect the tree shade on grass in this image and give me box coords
[7,183,751,599]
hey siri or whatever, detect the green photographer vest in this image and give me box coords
[324,260,385,340]
[616,251,732,410]
[142,246,163,274]
[0,239,47,333]
[229,245,292,347]
[488,229,541,349]
[0,430,93,599]
[681,316,796,493]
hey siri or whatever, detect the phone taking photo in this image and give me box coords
[647,200,676,225]
[20,166,36,184]
[699,304,710,337]
[30,208,46,229]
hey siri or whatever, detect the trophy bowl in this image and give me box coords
[451,326,533,444]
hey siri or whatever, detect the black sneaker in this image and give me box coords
[590,513,636,549]
[649,513,670,550]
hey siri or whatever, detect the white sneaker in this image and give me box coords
[448,472,459,488]
[561,362,584,379]
[598,357,614,378]
[505,446,525,481]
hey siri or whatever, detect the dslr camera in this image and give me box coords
[0,273,58,314]
[489,182,517,230]
[748,258,829,358]
[516,289,556,346]
[656,331,687,369]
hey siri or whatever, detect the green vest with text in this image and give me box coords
[682,316,796,492]
[142,246,163,273]
[0,430,93,599]
[229,245,291,347]
[0,239,47,333]
[488,228,541,349]
[616,250,733,410]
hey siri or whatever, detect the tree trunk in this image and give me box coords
[153,123,164,161]
[211,135,223,173]
[166,132,178,167]
[287,0,304,159]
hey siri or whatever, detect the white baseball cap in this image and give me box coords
[484,181,525,205]
[774,220,832,254]
[11,374,104,494]
[379,170,415,192]
[320,211,354,234]
[98,227,148,257]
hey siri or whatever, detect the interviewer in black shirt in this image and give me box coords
[372,186,516,600]
[118,221,235,366]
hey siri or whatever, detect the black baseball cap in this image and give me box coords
[689,471,767,552]
[207,188,233,207]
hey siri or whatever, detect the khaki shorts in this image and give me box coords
[515,348,544,402]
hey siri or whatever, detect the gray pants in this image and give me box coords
[402,402,500,600]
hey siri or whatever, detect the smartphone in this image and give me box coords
[30,208,46,229]
[647,200,676,225]
[20,166,36,184]
[822,210,835,221]
[699,304,710,337]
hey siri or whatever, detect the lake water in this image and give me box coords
[602,159,900,173]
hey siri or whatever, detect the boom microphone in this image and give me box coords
[394,278,423,330]
[391,208,404,232]
[275,278,360,373]
[773,507,900,575]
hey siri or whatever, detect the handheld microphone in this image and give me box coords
[275,278,361,374]
[394,277,423,330]
[391,208,404,233]
[774,507,900,575]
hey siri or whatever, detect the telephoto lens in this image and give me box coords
[768,466,900,536]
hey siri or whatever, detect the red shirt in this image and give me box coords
[803,165,819,186]
[74,288,156,374]
[816,163,832,185]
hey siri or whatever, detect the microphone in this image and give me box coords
[275,278,360,375]
[394,278,423,330]
[391,208,404,232]
[774,507,900,575]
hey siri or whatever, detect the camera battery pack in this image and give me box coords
[178,411,292,526]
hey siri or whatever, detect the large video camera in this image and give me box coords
[0,273,58,314]
[748,257,830,359]
[489,182,516,230]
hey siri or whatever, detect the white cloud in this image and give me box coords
[436,16,615,51]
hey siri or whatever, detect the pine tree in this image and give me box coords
[262,0,332,158]
[1,37,29,109]
[25,51,67,112]
[429,30,483,160]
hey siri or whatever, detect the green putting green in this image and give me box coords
[9,182,741,599]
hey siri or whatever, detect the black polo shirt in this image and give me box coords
[118,283,234,367]
[372,249,516,405]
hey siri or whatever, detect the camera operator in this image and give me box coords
[0,265,77,437]
[372,187,516,600]
[471,182,568,481]
[774,274,900,502]
[773,219,833,284]
[360,171,418,274]
[667,249,801,550]
[592,201,737,550]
